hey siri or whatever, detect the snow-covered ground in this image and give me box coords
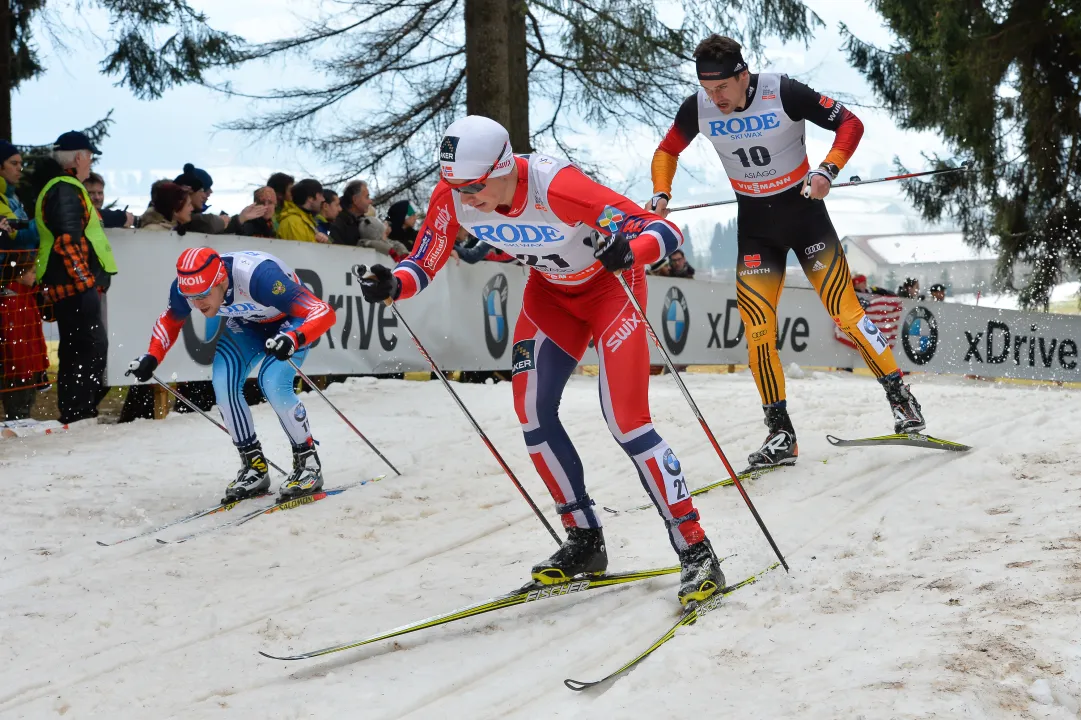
[2,370,1080,719]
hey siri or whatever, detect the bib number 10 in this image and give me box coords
[733,146,772,168]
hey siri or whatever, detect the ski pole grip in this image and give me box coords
[352,263,395,307]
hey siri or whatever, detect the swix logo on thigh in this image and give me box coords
[604,315,641,352]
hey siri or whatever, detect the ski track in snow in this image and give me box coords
[1,372,1080,719]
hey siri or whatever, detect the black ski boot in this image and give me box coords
[880,371,926,434]
[746,403,798,470]
[224,442,271,502]
[531,527,608,585]
[677,538,726,606]
[278,441,323,501]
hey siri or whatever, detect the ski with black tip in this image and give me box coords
[603,466,781,515]
[563,560,780,691]
[825,433,971,452]
[257,563,705,662]
[95,492,273,547]
[156,475,385,545]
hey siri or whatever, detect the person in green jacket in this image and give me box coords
[0,140,38,250]
[34,130,117,424]
[276,178,328,243]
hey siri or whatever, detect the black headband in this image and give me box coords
[696,54,747,81]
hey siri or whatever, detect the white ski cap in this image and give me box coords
[438,116,514,182]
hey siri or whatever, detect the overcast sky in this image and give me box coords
[13,0,955,255]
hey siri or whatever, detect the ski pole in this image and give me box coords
[143,372,289,477]
[666,165,970,213]
[352,264,562,546]
[285,358,401,477]
[615,273,789,572]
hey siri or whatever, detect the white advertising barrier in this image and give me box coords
[623,275,856,368]
[103,231,1081,384]
[892,300,1081,382]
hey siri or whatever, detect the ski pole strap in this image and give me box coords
[556,496,596,516]
[666,510,700,529]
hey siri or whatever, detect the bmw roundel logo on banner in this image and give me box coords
[661,286,690,355]
[901,306,938,365]
[482,273,510,359]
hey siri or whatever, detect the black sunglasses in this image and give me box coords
[450,142,508,194]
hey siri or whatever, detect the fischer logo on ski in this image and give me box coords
[525,580,590,602]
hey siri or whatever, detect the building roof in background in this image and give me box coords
[844,232,996,266]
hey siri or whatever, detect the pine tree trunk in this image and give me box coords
[506,0,530,152]
[0,0,11,142]
[464,0,510,128]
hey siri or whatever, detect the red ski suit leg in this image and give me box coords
[512,267,705,551]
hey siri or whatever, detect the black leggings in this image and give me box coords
[734,189,899,405]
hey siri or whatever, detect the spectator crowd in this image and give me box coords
[0,130,541,426]
[852,274,948,302]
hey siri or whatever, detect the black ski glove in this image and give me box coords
[265,333,297,361]
[592,231,636,272]
[126,354,158,383]
[355,263,401,303]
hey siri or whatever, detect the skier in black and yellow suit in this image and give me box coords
[647,34,926,469]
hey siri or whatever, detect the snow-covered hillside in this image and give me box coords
[2,370,1079,719]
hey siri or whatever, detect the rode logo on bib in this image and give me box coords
[708,112,780,137]
[473,224,565,245]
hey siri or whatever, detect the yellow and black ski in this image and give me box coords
[603,466,782,516]
[564,561,781,691]
[825,433,971,452]
[258,564,689,662]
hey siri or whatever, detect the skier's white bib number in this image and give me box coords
[654,447,689,503]
[858,315,890,354]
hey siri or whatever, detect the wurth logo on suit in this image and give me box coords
[739,254,771,276]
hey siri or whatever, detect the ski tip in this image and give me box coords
[825,434,843,446]
[928,436,972,452]
[258,651,291,661]
[155,538,169,545]
[95,540,110,547]
[564,678,597,692]
[602,506,619,515]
